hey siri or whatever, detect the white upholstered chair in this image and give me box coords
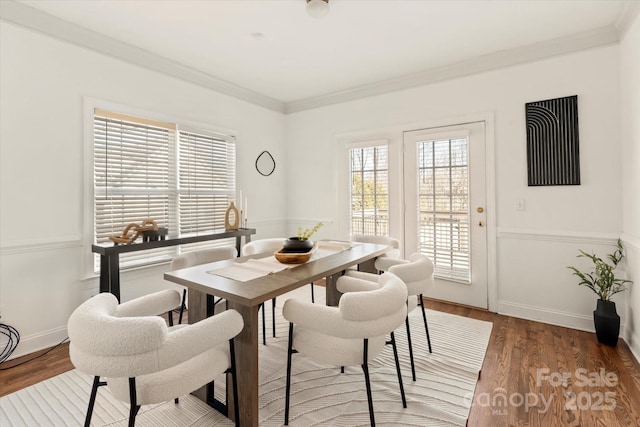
[283,272,408,426]
[351,234,401,272]
[339,253,435,381]
[67,289,243,427]
[170,246,238,324]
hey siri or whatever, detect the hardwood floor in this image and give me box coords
[426,300,640,427]
[2,300,639,426]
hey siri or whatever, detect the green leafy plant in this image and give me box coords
[297,222,323,241]
[567,239,632,301]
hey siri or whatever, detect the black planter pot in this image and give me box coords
[282,237,314,253]
[593,299,620,347]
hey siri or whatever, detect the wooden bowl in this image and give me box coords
[274,242,318,264]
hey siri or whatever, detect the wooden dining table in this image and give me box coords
[163,241,390,427]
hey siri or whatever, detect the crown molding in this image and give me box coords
[615,0,640,40]
[285,25,620,113]
[0,0,286,113]
[2,0,635,115]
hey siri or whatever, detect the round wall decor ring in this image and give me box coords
[255,150,276,176]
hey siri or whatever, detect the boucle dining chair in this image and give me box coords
[67,289,244,427]
[340,253,435,381]
[169,246,238,324]
[283,272,408,426]
[351,234,401,272]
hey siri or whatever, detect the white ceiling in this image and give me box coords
[4,0,639,112]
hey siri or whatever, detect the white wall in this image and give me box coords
[621,13,640,359]
[0,22,287,358]
[286,45,623,332]
[2,17,636,360]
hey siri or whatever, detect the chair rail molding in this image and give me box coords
[497,228,619,245]
[286,218,333,227]
[0,236,83,255]
[621,233,640,251]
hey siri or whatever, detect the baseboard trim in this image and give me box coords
[5,326,68,361]
[498,300,596,332]
[624,326,640,365]
[498,300,638,363]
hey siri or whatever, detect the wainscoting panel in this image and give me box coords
[496,229,627,347]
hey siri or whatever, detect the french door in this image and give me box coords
[403,122,488,309]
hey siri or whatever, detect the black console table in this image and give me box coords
[92,228,256,300]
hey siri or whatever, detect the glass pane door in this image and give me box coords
[418,137,470,282]
[404,122,488,309]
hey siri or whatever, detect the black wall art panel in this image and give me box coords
[525,95,580,186]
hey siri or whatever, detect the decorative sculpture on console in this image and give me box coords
[109,219,167,245]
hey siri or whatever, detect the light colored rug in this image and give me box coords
[1,286,492,426]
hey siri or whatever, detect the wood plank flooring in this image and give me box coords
[2,300,639,426]
[426,300,640,427]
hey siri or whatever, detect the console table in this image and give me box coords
[92,228,256,301]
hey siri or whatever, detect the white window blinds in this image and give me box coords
[178,130,235,235]
[93,109,235,270]
[417,137,470,282]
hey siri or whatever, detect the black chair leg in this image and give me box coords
[390,332,407,407]
[178,288,187,324]
[167,309,174,327]
[84,375,105,427]
[405,315,417,381]
[261,303,266,345]
[361,338,375,427]
[310,282,315,303]
[419,294,432,353]
[272,298,276,338]
[284,323,294,425]
[128,377,141,427]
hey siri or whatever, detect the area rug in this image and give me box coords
[0,286,492,426]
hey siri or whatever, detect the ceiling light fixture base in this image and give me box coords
[306,0,330,19]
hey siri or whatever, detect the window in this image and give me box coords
[417,137,470,282]
[349,144,389,236]
[93,108,235,271]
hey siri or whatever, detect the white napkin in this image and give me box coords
[209,257,289,282]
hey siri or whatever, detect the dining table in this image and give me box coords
[163,241,390,427]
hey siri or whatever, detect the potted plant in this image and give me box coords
[567,239,632,347]
[282,222,323,253]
